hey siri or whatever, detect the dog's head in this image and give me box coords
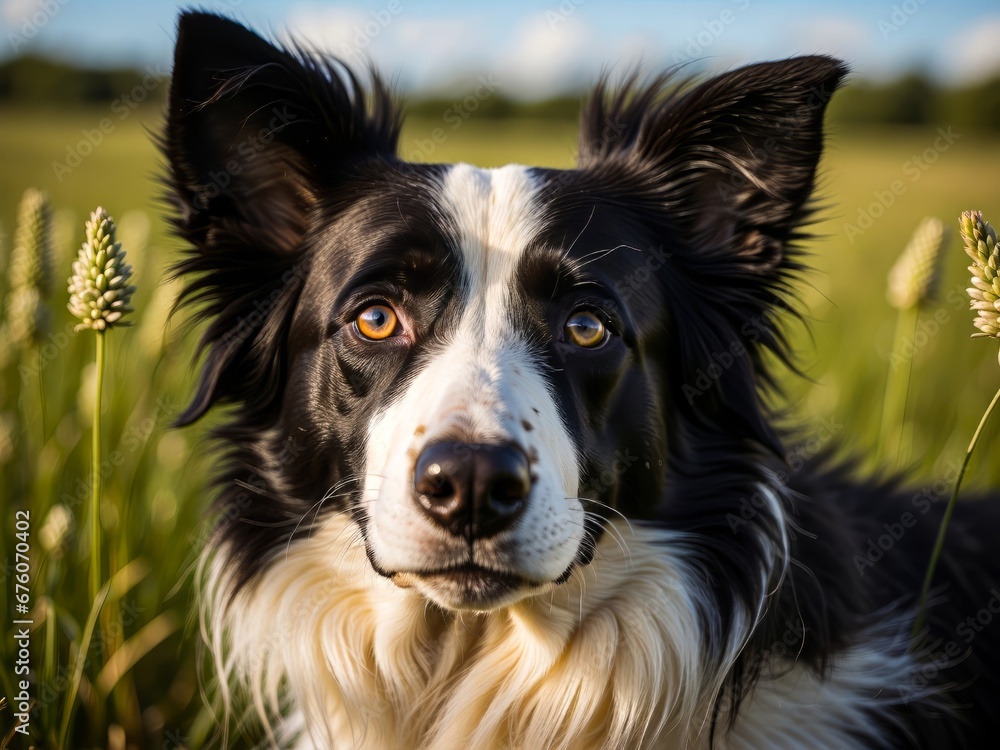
[167,12,845,612]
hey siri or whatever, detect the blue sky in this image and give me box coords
[2,0,999,97]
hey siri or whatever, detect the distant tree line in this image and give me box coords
[0,56,160,104]
[827,72,1000,132]
[1,55,999,132]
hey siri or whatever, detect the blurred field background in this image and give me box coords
[2,21,1000,750]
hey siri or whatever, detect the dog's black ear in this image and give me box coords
[580,56,846,275]
[165,12,401,425]
[579,57,846,450]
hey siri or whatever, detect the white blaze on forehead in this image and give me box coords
[439,162,544,329]
[361,163,582,591]
[430,162,576,487]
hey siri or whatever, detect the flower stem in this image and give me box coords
[90,330,105,601]
[881,305,919,463]
[36,343,46,442]
[913,382,1000,638]
[58,582,109,749]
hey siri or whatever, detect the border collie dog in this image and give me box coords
[166,12,1000,749]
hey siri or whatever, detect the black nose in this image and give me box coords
[413,442,531,539]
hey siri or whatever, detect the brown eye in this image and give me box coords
[355,304,398,340]
[565,310,607,348]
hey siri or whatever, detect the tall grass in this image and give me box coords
[880,216,948,465]
[1,104,1000,746]
[0,104,213,745]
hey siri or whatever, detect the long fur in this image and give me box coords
[166,12,1000,749]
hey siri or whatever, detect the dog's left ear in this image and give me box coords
[580,55,847,270]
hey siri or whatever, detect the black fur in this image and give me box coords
[166,11,1000,746]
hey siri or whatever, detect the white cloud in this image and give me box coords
[945,16,1000,83]
[284,5,371,59]
[786,16,873,62]
[496,13,596,97]
[284,4,485,90]
[3,0,48,26]
[279,4,1000,98]
[386,17,486,86]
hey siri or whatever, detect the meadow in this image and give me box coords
[1,100,1000,747]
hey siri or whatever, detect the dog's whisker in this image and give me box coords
[573,496,636,538]
[574,243,643,270]
[573,566,587,622]
[576,508,633,569]
[559,204,596,264]
[284,488,359,557]
[336,527,368,562]
[568,512,630,567]
[232,478,273,497]
[237,516,300,528]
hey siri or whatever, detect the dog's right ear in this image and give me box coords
[166,12,401,425]
[167,11,400,252]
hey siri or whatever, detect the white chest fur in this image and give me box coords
[204,517,914,749]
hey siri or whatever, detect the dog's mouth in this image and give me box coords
[391,563,545,610]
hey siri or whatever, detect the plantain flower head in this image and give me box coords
[959,211,1000,343]
[67,207,136,332]
[7,188,55,347]
[887,216,948,310]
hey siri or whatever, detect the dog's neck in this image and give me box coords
[206,517,730,749]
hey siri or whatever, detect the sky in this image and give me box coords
[1,0,999,98]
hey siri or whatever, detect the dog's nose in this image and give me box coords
[413,442,531,538]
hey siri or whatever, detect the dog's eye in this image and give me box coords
[564,310,607,348]
[355,304,399,340]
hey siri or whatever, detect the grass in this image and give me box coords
[1,102,1000,747]
[799,128,1000,482]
